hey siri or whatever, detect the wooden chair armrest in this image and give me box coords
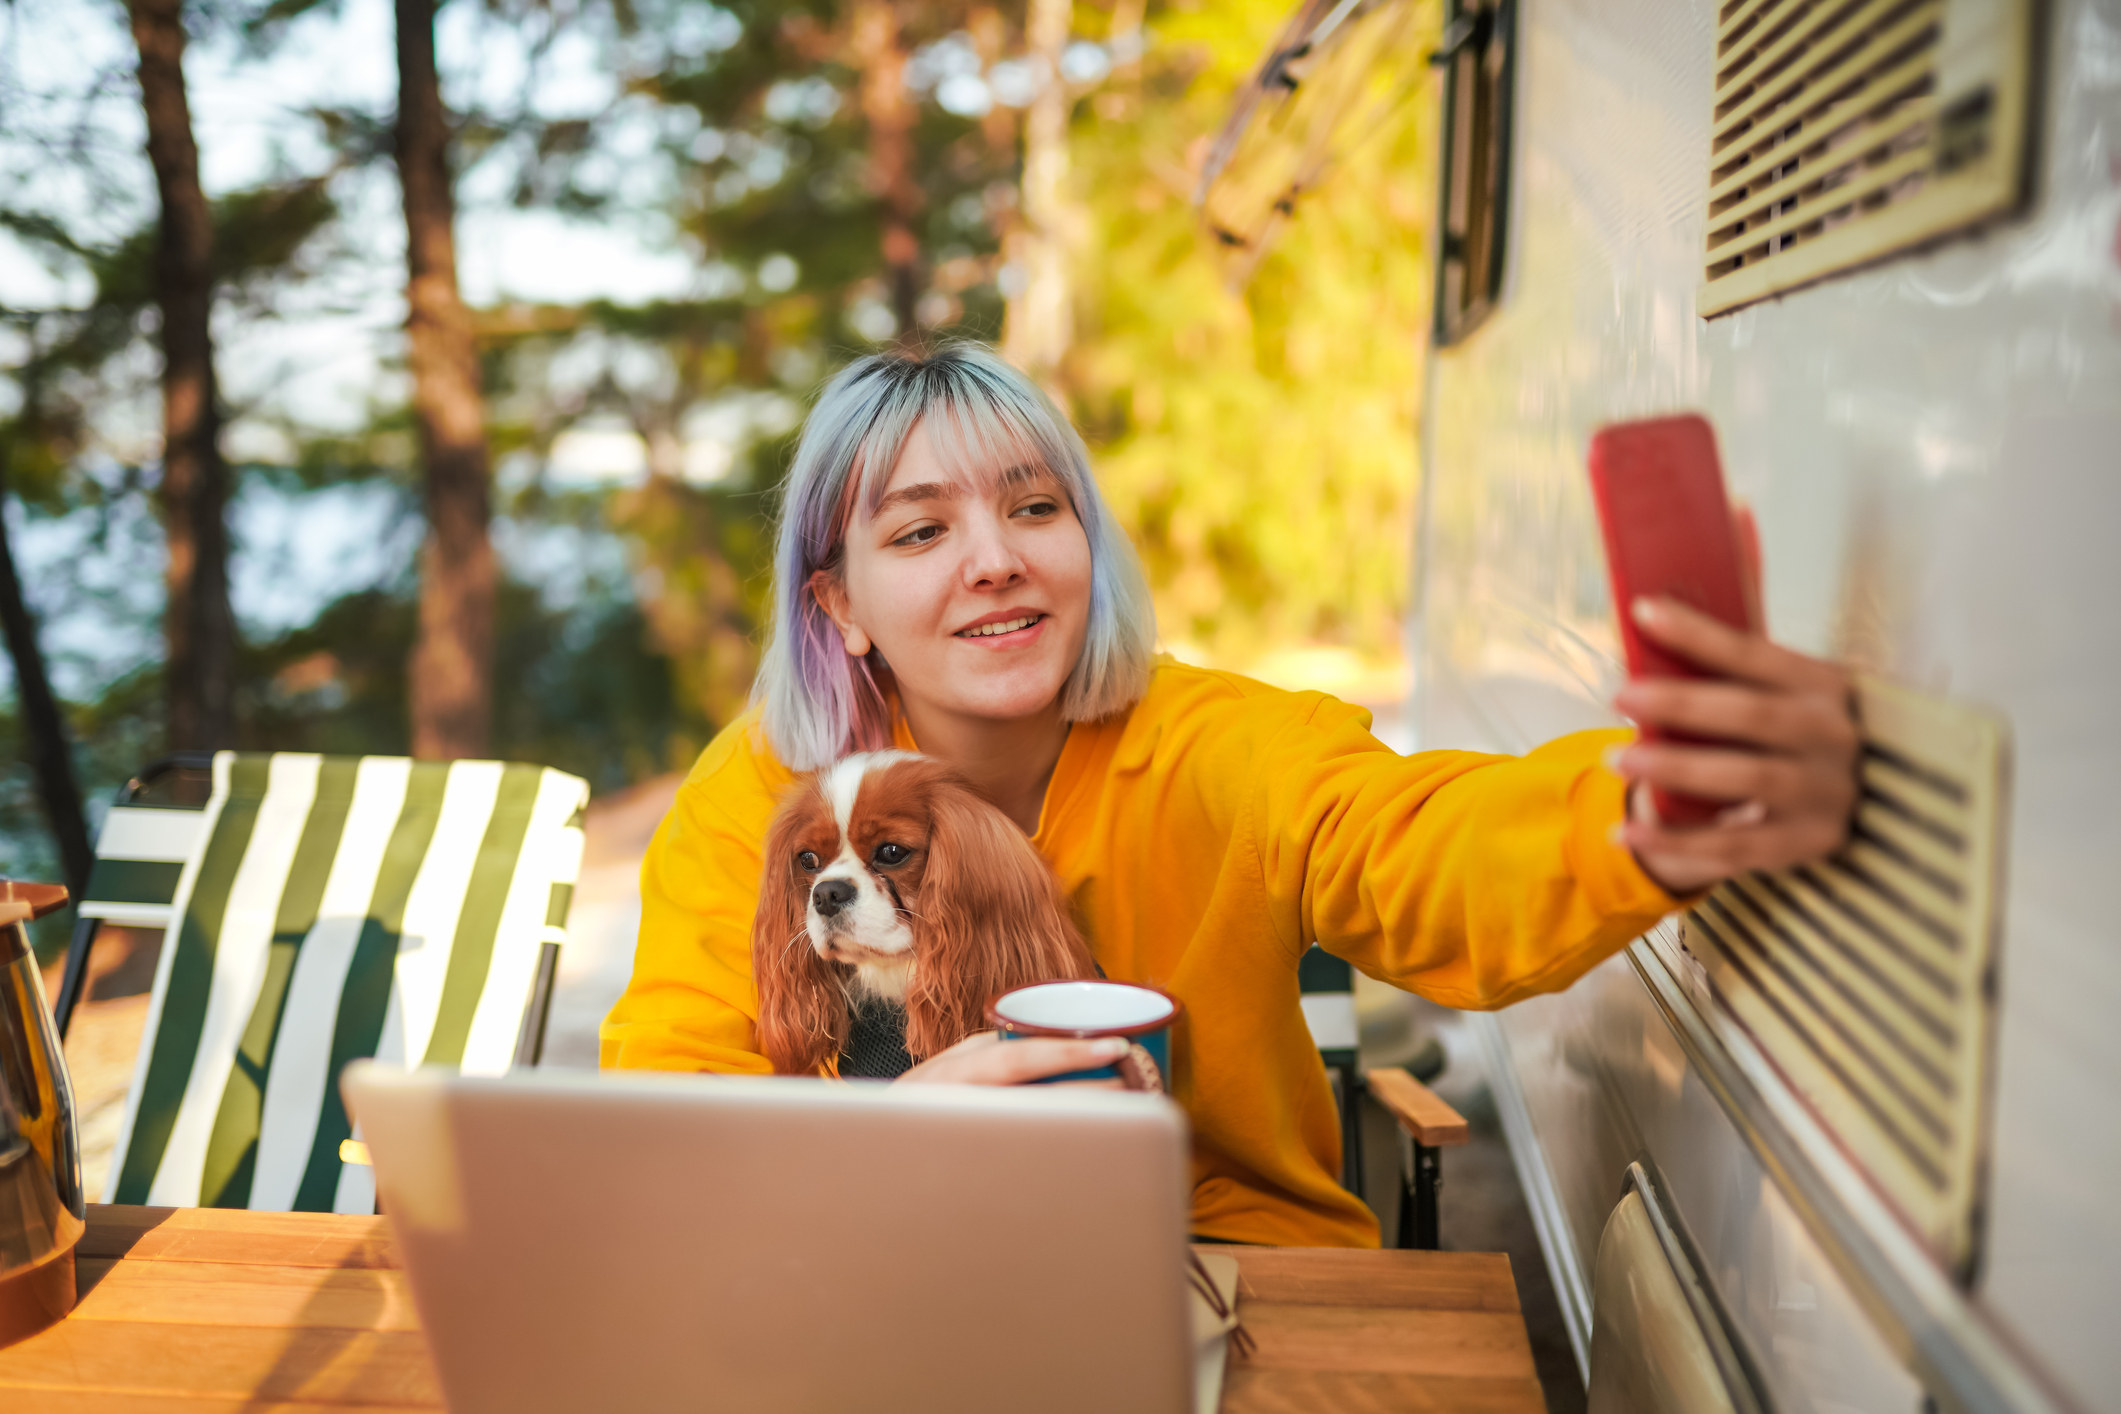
[1364,1067,1470,1147]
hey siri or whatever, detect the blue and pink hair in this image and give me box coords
[753,342,1156,770]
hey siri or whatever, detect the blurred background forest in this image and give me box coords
[0,0,1435,949]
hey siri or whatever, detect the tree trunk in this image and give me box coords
[1002,0,1074,378]
[853,0,924,336]
[0,446,92,902]
[395,0,495,760]
[128,0,237,752]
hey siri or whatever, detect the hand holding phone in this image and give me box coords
[1588,414,1757,824]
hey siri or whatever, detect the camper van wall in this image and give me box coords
[1414,1,2117,1411]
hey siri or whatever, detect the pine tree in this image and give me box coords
[126,0,238,751]
[395,0,497,760]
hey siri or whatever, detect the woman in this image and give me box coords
[601,343,1856,1247]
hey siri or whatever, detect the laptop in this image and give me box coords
[342,1064,1197,1413]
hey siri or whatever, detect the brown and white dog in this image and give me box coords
[751,751,1098,1075]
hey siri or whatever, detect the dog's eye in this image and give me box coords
[872,842,909,867]
[796,851,820,872]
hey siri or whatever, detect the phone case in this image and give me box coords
[1587,414,1755,825]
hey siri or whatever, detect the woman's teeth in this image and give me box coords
[959,615,1041,638]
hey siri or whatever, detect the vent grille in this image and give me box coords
[1679,675,2006,1269]
[1698,0,2036,316]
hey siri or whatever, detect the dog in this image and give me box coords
[751,751,1098,1076]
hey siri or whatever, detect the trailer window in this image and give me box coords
[1431,0,1514,346]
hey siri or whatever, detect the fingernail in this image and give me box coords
[1607,821,1628,847]
[1602,745,1625,773]
[1094,1037,1130,1058]
[1631,596,1657,625]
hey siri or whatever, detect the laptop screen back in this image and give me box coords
[345,1066,1194,1414]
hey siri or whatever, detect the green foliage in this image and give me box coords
[604,0,1018,340]
[234,571,684,792]
[2,172,341,508]
[1063,0,1435,671]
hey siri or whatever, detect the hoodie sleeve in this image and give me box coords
[597,715,783,1075]
[1250,697,1687,1009]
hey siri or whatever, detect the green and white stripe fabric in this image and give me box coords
[79,804,212,929]
[102,752,589,1214]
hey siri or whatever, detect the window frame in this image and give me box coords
[1431,0,1516,346]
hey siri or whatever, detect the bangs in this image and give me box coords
[843,362,1089,531]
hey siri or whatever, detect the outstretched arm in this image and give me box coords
[1276,609,1859,1008]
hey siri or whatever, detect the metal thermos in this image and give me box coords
[0,881,84,1347]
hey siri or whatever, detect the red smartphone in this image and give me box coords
[1587,414,1756,825]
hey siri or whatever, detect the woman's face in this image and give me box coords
[817,418,1093,729]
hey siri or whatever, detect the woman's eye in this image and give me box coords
[892,524,942,547]
[796,851,820,872]
[872,842,909,867]
[1013,500,1060,519]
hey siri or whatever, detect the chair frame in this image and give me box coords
[1305,943,1471,1250]
[53,752,564,1069]
[1362,1065,1470,1250]
[1325,1054,1366,1197]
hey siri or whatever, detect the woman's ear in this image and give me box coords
[808,570,872,658]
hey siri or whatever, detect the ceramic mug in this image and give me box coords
[987,981,1182,1092]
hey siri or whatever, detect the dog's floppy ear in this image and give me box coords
[752,780,853,1075]
[903,768,1097,1060]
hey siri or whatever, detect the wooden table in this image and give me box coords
[0,1206,1547,1412]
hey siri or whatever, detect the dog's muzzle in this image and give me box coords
[811,878,858,919]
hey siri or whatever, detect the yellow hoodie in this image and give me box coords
[600,659,1681,1246]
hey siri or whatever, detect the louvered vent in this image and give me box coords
[1699,0,2037,316]
[1679,675,2006,1270]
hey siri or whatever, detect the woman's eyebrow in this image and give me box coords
[872,464,1050,517]
[873,481,960,515]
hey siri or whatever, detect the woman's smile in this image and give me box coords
[955,612,1047,642]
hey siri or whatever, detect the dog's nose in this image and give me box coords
[811,878,858,917]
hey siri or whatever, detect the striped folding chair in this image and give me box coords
[55,751,588,1214]
[1299,945,1469,1249]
